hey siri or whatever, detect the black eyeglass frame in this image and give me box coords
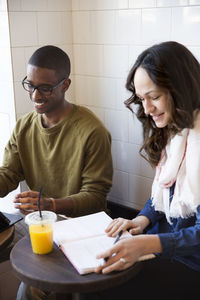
[21,76,66,97]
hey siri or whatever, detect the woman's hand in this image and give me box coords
[105,215,150,237]
[95,234,161,274]
[13,190,53,215]
[95,236,144,274]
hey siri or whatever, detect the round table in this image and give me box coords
[10,237,142,295]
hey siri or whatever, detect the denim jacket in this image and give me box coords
[138,185,200,272]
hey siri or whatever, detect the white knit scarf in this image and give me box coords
[151,112,200,224]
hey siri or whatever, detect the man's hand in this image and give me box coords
[13,190,52,215]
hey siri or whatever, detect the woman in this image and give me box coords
[85,41,200,299]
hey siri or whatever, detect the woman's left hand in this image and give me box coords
[95,236,144,274]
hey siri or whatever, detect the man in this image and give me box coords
[2,45,113,300]
[0,45,113,217]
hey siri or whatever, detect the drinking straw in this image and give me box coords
[38,187,43,219]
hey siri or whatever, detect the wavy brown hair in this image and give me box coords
[125,41,200,167]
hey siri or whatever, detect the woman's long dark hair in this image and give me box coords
[125,41,200,167]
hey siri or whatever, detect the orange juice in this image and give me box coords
[29,223,53,254]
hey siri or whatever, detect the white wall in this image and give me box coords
[72,0,200,210]
[0,0,20,214]
[0,0,16,160]
[7,0,74,120]
[5,0,200,212]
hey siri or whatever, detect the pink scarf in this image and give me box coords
[151,113,200,224]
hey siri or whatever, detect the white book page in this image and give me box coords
[53,211,112,245]
[61,234,116,274]
[60,231,132,275]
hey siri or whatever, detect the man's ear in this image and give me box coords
[63,78,71,92]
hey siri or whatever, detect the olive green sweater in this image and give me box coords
[0,105,113,216]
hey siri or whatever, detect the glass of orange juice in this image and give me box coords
[25,211,57,255]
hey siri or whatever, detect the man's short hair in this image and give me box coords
[28,45,71,79]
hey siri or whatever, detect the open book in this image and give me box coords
[53,211,128,274]
[53,211,155,275]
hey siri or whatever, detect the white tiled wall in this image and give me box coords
[72,0,200,210]
[0,0,20,215]
[7,0,74,120]
[3,0,200,211]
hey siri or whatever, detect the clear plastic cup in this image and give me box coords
[25,211,57,254]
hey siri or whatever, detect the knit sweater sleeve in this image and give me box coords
[0,126,24,197]
[68,126,113,217]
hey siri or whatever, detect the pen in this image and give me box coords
[113,229,123,244]
[104,230,123,262]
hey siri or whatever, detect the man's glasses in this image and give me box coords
[22,76,66,97]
